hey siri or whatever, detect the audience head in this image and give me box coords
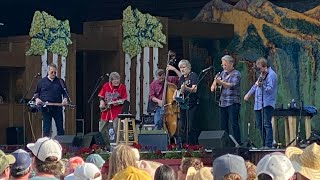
[111,166,152,180]
[186,166,213,180]
[108,144,137,180]
[66,156,84,174]
[212,154,247,180]
[245,160,257,180]
[27,137,63,176]
[180,158,203,174]
[10,149,32,178]
[256,153,294,180]
[65,163,102,180]
[286,143,320,180]
[0,150,15,180]
[86,154,105,169]
[154,165,176,180]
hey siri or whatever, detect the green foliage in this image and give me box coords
[281,18,320,36]
[122,6,166,58]
[26,11,72,57]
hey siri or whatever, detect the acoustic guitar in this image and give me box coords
[214,72,222,103]
[100,99,125,112]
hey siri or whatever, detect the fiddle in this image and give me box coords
[256,71,268,87]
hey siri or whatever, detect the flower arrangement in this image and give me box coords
[122,6,166,58]
[26,11,72,57]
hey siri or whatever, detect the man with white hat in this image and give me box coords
[0,150,15,180]
[27,137,63,180]
[10,149,32,180]
[212,154,247,179]
[64,163,102,180]
[256,153,295,180]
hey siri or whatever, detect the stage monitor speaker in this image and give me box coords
[6,127,23,145]
[138,130,168,151]
[54,135,82,147]
[83,132,106,147]
[198,130,233,149]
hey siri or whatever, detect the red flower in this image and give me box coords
[131,142,142,150]
[155,150,162,155]
[182,143,189,149]
[91,144,98,150]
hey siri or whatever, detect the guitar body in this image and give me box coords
[100,99,124,112]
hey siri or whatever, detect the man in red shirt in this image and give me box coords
[98,72,127,145]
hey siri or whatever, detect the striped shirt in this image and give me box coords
[219,69,241,107]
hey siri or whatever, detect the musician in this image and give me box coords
[174,59,199,144]
[210,55,241,144]
[166,51,182,85]
[98,72,127,145]
[244,57,277,148]
[148,69,165,130]
[34,63,69,137]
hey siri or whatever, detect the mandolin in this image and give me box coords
[100,99,125,112]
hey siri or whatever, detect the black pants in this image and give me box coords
[42,106,64,137]
[179,105,198,144]
[220,103,241,144]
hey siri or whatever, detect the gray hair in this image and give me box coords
[47,63,57,69]
[109,72,120,81]
[221,55,234,64]
[178,59,191,69]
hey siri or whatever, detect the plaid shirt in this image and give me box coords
[219,69,241,107]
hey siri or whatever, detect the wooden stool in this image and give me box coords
[116,114,138,145]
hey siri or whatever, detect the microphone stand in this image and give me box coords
[88,75,106,132]
[19,74,39,145]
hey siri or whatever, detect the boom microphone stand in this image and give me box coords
[19,73,40,145]
[88,74,107,132]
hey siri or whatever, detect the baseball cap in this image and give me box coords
[212,154,247,180]
[256,154,295,180]
[65,163,102,180]
[86,154,105,169]
[0,150,15,173]
[11,149,32,175]
[27,137,62,162]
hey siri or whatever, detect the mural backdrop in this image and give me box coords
[193,0,320,146]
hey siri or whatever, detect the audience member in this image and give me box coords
[111,166,152,180]
[86,154,105,170]
[64,163,102,180]
[0,149,15,180]
[107,144,137,180]
[154,165,176,180]
[245,160,256,180]
[286,143,320,180]
[27,137,64,180]
[186,166,213,180]
[11,149,32,180]
[65,156,84,174]
[212,154,247,180]
[256,153,294,180]
[178,158,203,180]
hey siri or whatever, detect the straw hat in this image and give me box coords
[186,167,213,180]
[285,143,320,180]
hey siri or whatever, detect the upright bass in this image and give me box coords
[162,51,179,137]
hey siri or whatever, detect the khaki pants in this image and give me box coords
[99,118,118,145]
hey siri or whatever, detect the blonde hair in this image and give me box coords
[107,144,137,180]
[223,172,242,180]
[256,57,268,68]
[245,161,256,180]
[180,158,203,174]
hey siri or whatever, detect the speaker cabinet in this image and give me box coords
[83,132,106,147]
[138,131,168,150]
[198,130,232,149]
[54,135,82,147]
[6,127,23,145]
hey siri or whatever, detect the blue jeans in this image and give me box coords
[220,103,241,144]
[255,106,274,147]
[154,107,164,130]
[42,106,64,137]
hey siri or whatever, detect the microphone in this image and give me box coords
[202,66,213,73]
[34,73,41,78]
[105,73,110,76]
